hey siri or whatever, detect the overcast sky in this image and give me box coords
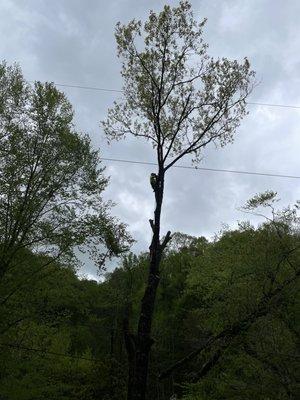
[1,0,299,279]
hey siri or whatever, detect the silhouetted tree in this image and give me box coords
[102,2,255,398]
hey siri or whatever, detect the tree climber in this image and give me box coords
[150,173,158,192]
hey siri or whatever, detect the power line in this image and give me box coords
[0,342,103,363]
[247,101,300,109]
[101,157,300,180]
[51,82,123,94]
[30,81,300,110]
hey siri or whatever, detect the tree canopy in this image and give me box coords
[103,0,255,167]
[0,61,132,280]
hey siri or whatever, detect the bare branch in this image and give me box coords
[149,219,155,233]
[160,231,172,251]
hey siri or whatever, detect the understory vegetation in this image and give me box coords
[1,199,299,399]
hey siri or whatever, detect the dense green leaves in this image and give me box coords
[0,255,127,400]
[0,60,133,399]
[0,61,132,278]
[0,197,299,399]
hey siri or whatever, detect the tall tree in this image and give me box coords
[102,1,255,398]
[0,61,131,290]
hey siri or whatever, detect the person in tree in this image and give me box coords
[150,173,158,192]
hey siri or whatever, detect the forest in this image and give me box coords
[0,1,299,399]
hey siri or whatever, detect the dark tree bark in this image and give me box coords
[127,168,171,400]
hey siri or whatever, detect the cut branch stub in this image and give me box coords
[161,231,172,251]
[149,219,155,233]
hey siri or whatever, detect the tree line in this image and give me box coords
[0,197,298,399]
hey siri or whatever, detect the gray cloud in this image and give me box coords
[1,0,299,279]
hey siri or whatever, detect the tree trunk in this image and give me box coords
[127,169,166,400]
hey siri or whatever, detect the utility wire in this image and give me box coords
[247,101,300,109]
[51,82,123,94]
[0,342,103,363]
[101,157,300,180]
[27,81,300,179]
[1,341,298,364]
[30,81,300,110]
